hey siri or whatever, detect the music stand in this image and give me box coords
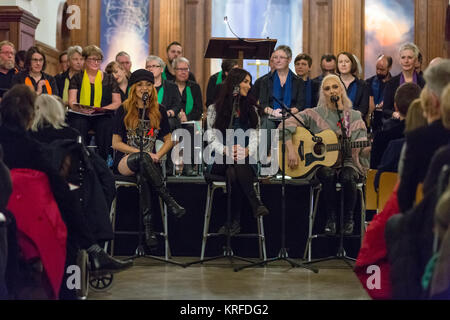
[204,37,277,68]
[234,98,318,273]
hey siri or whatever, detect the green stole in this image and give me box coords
[215,71,223,85]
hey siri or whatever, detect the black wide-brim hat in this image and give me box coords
[129,69,155,87]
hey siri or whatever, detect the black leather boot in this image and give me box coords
[143,213,158,251]
[324,212,337,235]
[87,244,133,275]
[248,190,269,218]
[128,153,186,219]
[343,212,354,235]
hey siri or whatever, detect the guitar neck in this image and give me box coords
[327,140,370,151]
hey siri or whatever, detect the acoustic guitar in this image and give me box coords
[278,127,370,178]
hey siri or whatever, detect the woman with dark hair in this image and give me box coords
[11,46,58,96]
[206,68,269,235]
[336,51,370,120]
[112,69,185,250]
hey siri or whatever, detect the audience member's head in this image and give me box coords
[59,50,69,73]
[221,59,239,76]
[115,51,132,75]
[394,82,421,117]
[31,94,67,131]
[0,40,15,71]
[0,84,36,129]
[24,46,47,73]
[320,54,337,76]
[272,45,292,72]
[428,57,443,68]
[172,57,190,83]
[421,59,450,123]
[0,144,12,211]
[399,42,420,73]
[441,83,450,129]
[375,54,393,80]
[405,98,427,133]
[166,41,183,64]
[15,50,26,71]
[294,53,312,79]
[67,45,83,72]
[82,45,103,71]
[145,55,165,80]
[336,52,358,76]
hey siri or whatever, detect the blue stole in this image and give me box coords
[347,80,358,106]
[304,77,312,109]
[273,70,292,110]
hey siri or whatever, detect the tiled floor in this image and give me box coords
[87,257,370,300]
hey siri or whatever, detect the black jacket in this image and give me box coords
[349,78,370,119]
[383,73,425,119]
[11,71,59,96]
[397,119,450,213]
[250,70,305,110]
[179,80,203,121]
[157,80,183,116]
[206,72,221,108]
[370,120,405,169]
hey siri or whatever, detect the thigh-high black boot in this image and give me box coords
[139,173,158,250]
[127,153,185,218]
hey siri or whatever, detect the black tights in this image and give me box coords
[316,166,360,221]
[210,164,255,222]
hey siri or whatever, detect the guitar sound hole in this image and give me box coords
[313,142,325,156]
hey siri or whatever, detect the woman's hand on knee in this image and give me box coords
[148,152,160,163]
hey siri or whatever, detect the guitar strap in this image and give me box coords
[336,109,352,163]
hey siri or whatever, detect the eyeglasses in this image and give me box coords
[31,58,44,63]
[323,84,339,91]
[175,68,189,72]
[146,64,161,69]
[272,55,288,61]
[87,57,103,63]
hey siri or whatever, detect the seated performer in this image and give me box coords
[282,74,370,235]
[111,69,185,250]
[206,68,269,235]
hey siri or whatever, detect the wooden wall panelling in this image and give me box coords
[415,0,448,67]
[184,0,211,98]
[0,6,40,51]
[65,0,101,48]
[332,0,364,76]
[151,0,184,63]
[303,0,333,78]
[35,40,60,76]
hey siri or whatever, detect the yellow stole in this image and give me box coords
[80,70,102,107]
[62,78,70,103]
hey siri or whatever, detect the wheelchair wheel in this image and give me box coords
[89,273,114,292]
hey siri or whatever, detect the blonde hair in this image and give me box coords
[317,74,353,111]
[441,83,450,129]
[0,40,15,52]
[31,94,67,131]
[405,98,427,133]
[82,45,103,60]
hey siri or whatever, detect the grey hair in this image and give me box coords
[317,74,353,111]
[399,42,420,59]
[423,59,450,98]
[145,55,165,69]
[274,45,292,60]
[67,45,82,59]
[31,94,67,131]
[115,51,130,59]
[172,56,190,70]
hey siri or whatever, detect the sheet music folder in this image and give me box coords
[204,37,277,66]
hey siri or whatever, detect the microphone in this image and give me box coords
[142,92,149,102]
[331,95,339,103]
[232,85,240,96]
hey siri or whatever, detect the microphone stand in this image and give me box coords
[186,92,256,268]
[303,96,355,269]
[235,96,318,273]
[125,94,185,267]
